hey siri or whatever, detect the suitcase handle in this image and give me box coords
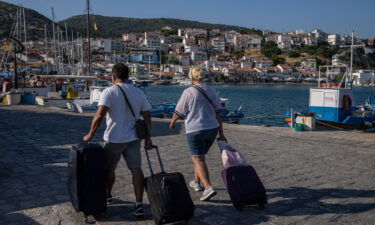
[144,145,165,175]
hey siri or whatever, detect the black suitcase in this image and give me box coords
[68,142,107,216]
[144,146,195,225]
[221,165,267,211]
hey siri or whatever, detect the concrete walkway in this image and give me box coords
[0,105,375,225]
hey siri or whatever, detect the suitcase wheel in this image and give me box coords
[235,203,245,211]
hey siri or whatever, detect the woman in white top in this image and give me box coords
[170,66,226,201]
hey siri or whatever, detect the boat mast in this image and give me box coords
[22,7,27,64]
[349,31,354,83]
[86,0,91,77]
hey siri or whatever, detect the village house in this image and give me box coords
[91,39,124,53]
[301,58,317,71]
[234,34,262,50]
[225,30,239,44]
[144,37,161,49]
[190,51,208,63]
[122,33,137,42]
[328,34,341,46]
[211,37,226,53]
[252,57,273,68]
[303,37,318,46]
[277,64,293,74]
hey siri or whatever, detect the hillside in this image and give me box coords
[0,1,52,40]
[60,15,263,38]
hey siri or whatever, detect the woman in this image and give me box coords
[170,66,225,201]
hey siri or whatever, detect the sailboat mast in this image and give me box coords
[22,7,27,63]
[350,31,354,82]
[86,0,91,76]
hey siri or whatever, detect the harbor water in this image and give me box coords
[144,85,375,127]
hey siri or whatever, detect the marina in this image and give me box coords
[0,0,374,224]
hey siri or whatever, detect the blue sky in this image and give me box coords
[3,0,375,39]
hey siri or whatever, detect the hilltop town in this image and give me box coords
[1,1,375,86]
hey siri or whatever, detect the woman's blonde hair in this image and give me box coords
[188,66,205,82]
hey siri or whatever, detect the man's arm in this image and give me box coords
[141,110,153,149]
[83,105,109,142]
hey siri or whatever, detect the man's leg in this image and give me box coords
[106,170,116,195]
[123,140,145,217]
[104,142,122,199]
[129,168,144,202]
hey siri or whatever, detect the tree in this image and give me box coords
[261,41,281,58]
[288,51,300,58]
[217,73,226,83]
[271,56,285,66]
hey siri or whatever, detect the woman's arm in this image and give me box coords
[170,113,182,129]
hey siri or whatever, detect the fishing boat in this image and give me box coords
[285,32,375,131]
[153,98,244,124]
[219,98,245,124]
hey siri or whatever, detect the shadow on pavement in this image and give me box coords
[265,187,375,216]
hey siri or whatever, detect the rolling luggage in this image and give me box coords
[218,140,267,210]
[221,165,267,210]
[68,142,107,216]
[144,146,195,225]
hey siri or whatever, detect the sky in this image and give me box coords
[3,0,375,39]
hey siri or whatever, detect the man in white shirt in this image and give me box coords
[83,63,153,218]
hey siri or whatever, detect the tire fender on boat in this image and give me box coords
[342,95,352,110]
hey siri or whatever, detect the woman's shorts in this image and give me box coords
[186,127,219,156]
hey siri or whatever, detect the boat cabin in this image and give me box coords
[309,88,354,123]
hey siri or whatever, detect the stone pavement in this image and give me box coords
[0,105,375,225]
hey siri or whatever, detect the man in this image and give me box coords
[83,63,153,218]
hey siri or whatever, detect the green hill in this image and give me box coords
[60,15,263,38]
[0,1,52,40]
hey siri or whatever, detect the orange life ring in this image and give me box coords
[55,78,63,86]
[342,95,352,110]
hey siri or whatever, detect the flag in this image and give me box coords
[93,23,98,31]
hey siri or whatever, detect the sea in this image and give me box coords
[144,85,375,127]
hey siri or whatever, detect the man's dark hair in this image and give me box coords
[112,63,129,80]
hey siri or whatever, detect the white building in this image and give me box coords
[278,40,292,50]
[265,34,278,43]
[295,29,305,35]
[122,33,137,42]
[211,37,226,53]
[144,38,161,49]
[183,37,196,47]
[234,34,262,50]
[277,34,292,43]
[328,34,341,46]
[190,51,208,63]
[301,59,317,71]
[303,37,318,46]
[91,39,124,53]
[225,30,239,44]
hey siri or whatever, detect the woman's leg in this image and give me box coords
[191,155,211,189]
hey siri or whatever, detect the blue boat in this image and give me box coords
[153,99,244,124]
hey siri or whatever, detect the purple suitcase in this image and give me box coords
[221,165,267,210]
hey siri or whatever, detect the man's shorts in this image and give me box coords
[186,127,219,156]
[104,140,141,171]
